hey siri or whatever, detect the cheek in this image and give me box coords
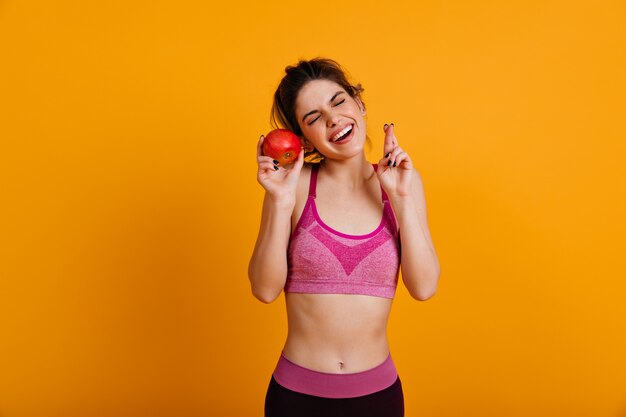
[302,125,323,143]
[297,122,307,135]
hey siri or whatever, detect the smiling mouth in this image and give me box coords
[331,124,354,142]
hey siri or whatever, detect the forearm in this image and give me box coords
[248,194,293,303]
[390,196,440,301]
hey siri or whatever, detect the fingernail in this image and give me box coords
[274,166,279,171]
[384,124,388,128]
[393,161,397,167]
[387,160,392,166]
[260,134,264,139]
[385,152,391,158]
[273,159,279,165]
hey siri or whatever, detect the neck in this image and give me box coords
[319,154,373,188]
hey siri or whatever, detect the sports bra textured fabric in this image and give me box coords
[285,164,401,298]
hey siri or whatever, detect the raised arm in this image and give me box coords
[376,124,441,301]
[248,134,304,303]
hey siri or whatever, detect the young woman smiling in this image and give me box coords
[249,58,440,417]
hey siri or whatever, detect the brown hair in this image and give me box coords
[270,58,368,162]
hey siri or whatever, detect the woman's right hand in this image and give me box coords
[256,134,305,207]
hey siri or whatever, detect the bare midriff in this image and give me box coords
[282,292,394,374]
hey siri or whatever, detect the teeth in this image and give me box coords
[332,125,352,141]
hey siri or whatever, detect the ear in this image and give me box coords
[355,97,366,115]
[301,137,315,152]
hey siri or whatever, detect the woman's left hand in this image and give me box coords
[376,124,414,198]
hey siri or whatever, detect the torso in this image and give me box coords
[282,163,395,373]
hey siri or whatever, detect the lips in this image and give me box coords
[329,124,354,142]
[332,124,354,144]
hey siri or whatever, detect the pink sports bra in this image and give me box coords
[285,164,401,299]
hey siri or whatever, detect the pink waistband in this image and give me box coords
[272,352,398,398]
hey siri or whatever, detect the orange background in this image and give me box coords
[1,1,625,416]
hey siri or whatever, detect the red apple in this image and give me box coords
[263,129,302,165]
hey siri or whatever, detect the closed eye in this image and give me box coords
[307,99,346,125]
[307,116,320,126]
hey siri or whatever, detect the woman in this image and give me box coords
[248,58,440,417]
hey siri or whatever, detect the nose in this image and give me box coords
[326,111,340,127]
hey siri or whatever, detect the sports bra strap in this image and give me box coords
[309,163,388,202]
[309,164,319,198]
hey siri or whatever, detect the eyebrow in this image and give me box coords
[301,90,344,122]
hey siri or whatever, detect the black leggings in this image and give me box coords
[264,375,405,417]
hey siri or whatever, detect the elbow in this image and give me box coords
[248,264,281,304]
[248,263,288,303]
[251,287,281,304]
[408,271,440,302]
[406,284,436,301]
[414,288,437,301]
[249,278,282,304]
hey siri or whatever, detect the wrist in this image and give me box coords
[267,192,296,212]
[389,194,416,215]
